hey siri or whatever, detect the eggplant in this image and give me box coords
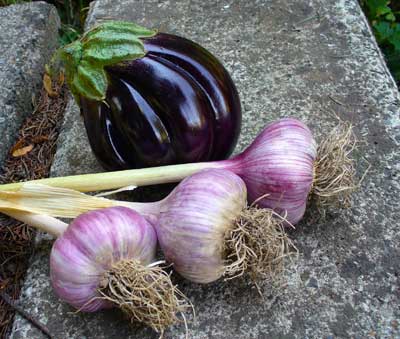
[56,21,241,170]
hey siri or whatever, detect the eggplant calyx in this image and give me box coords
[49,21,157,104]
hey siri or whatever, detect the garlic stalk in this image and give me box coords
[0,118,356,224]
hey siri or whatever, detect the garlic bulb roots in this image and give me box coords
[98,259,190,333]
[224,207,295,283]
[312,122,357,213]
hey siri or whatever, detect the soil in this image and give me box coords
[0,75,67,338]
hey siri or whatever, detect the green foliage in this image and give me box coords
[58,24,80,46]
[361,0,400,83]
[51,0,92,45]
[0,0,27,6]
[56,21,156,102]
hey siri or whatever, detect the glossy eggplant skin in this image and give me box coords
[80,33,241,170]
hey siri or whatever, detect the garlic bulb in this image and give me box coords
[50,206,156,312]
[3,206,189,334]
[152,169,292,284]
[223,118,318,224]
[155,169,247,283]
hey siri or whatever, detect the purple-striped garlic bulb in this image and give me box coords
[49,206,188,334]
[222,118,317,224]
[217,118,356,223]
[144,169,293,284]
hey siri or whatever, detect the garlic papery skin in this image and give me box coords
[50,206,156,312]
[221,118,317,224]
[155,169,246,283]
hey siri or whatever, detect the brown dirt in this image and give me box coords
[0,76,67,338]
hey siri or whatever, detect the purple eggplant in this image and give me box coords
[55,21,241,170]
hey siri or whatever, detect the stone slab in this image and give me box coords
[0,2,60,166]
[11,0,400,338]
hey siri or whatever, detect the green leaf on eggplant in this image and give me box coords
[71,61,108,102]
[83,21,156,40]
[52,20,157,105]
[82,37,146,66]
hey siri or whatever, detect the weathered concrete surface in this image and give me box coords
[11,0,400,338]
[0,2,60,166]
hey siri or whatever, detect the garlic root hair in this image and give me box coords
[98,260,192,334]
[312,122,357,212]
[223,207,295,284]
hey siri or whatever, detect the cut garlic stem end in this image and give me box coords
[2,208,68,237]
